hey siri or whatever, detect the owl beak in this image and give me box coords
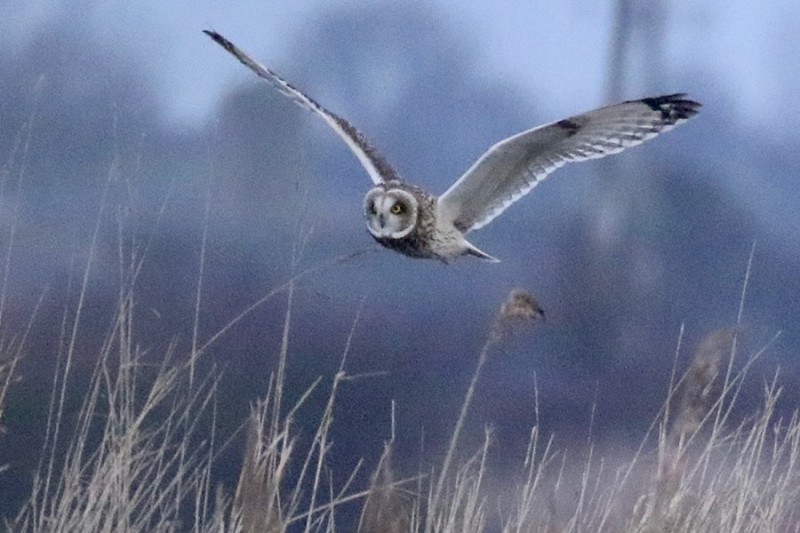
[378,213,386,228]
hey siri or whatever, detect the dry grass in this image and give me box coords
[1,116,798,531]
[2,245,798,533]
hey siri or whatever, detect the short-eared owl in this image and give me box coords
[205,30,700,263]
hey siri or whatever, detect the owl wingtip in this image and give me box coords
[639,93,702,122]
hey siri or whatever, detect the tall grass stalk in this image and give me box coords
[8,130,221,531]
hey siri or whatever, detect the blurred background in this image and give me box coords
[1,0,798,521]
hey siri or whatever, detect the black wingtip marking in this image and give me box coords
[638,93,702,123]
[204,29,236,54]
[203,29,220,42]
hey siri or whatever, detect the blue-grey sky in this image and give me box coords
[3,0,796,134]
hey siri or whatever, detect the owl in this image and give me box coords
[205,30,700,263]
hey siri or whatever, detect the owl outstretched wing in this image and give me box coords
[205,30,398,185]
[437,94,701,233]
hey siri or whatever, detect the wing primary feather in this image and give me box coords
[204,29,398,184]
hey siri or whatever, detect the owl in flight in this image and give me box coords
[205,30,700,263]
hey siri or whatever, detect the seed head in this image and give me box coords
[500,289,545,322]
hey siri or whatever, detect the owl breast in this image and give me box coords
[371,231,434,259]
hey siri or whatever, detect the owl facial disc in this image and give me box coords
[364,188,418,239]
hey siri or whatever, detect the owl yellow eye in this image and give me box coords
[390,203,405,215]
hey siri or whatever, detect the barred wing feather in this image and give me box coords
[205,30,398,185]
[437,94,700,233]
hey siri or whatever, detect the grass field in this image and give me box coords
[1,249,798,531]
[1,119,798,532]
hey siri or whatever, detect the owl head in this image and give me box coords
[363,184,419,239]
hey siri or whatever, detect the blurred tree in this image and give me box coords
[606,0,667,101]
[559,0,698,373]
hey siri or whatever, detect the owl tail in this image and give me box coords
[465,240,500,263]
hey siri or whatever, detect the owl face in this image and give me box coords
[364,186,419,239]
